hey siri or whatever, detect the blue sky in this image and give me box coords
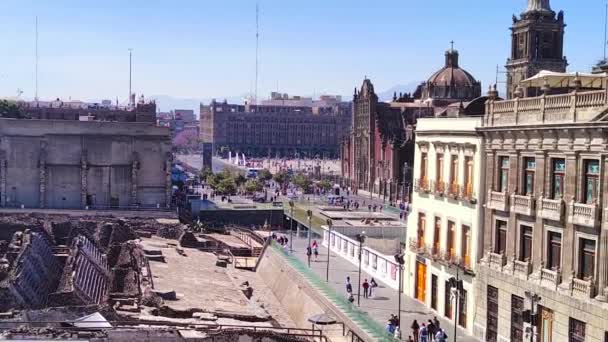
[0,0,605,106]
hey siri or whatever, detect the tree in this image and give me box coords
[257,168,273,182]
[199,167,214,183]
[273,170,289,187]
[0,100,28,119]
[234,174,247,187]
[215,177,236,195]
[293,173,312,193]
[318,179,333,193]
[244,179,263,194]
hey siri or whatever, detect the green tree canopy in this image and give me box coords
[318,179,332,192]
[215,177,236,195]
[293,173,312,193]
[234,174,247,187]
[0,100,28,119]
[257,168,273,182]
[244,179,263,194]
[273,170,289,186]
[199,167,214,183]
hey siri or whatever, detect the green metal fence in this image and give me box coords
[270,243,398,342]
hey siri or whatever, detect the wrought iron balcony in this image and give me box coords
[414,178,430,193]
[572,277,596,299]
[447,182,460,199]
[540,268,562,290]
[487,191,509,212]
[511,194,535,216]
[432,180,446,196]
[460,183,477,204]
[408,238,428,256]
[538,197,564,222]
[568,202,599,228]
[513,260,532,279]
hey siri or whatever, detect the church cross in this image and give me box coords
[450,40,455,50]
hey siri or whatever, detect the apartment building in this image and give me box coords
[405,111,486,335]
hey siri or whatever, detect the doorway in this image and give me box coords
[538,306,553,342]
[415,261,427,302]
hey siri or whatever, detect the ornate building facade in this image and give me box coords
[505,0,567,99]
[474,4,608,342]
[341,48,482,202]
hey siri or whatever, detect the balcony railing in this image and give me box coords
[488,252,506,270]
[484,89,607,127]
[448,182,460,199]
[408,238,428,256]
[511,194,535,216]
[487,191,509,212]
[414,178,430,193]
[513,260,532,279]
[568,202,599,228]
[538,197,564,222]
[460,183,477,203]
[572,278,596,299]
[540,268,562,290]
[432,180,446,196]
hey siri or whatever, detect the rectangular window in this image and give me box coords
[584,160,600,204]
[437,154,444,183]
[418,213,426,248]
[445,281,452,319]
[578,238,596,280]
[510,295,524,342]
[431,274,438,310]
[551,158,566,199]
[450,155,459,194]
[547,231,562,271]
[447,221,456,259]
[519,225,533,262]
[486,286,499,342]
[372,254,377,270]
[569,318,585,342]
[433,217,441,256]
[421,152,428,181]
[523,157,535,195]
[462,225,471,268]
[459,289,467,328]
[464,156,474,198]
[364,250,369,265]
[498,157,509,192]
[495,220,507,254]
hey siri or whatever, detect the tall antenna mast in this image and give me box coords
[128,48,133,107]
[35,16,39,101]
[604,2,608,63]
[255,2,259,105]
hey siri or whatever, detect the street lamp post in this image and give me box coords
[307,209,313,267]
[326,219,333,282]
[289,201,294,253]
[448,264,464,342]
[402,162,410,203]
[525,291,541,342]
[394,252,405,332]
[355,231,366,306]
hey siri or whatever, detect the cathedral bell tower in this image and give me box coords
[505,0,568,99]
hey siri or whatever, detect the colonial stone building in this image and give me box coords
[505,0,567,99]
[405,101,490,336]
[200,98,351,158]
[341,48,482,202]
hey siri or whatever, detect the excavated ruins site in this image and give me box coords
[0,212,305,341]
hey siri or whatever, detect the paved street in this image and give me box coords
[286,233,480,342]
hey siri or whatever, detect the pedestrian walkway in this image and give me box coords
[286,234,480,342]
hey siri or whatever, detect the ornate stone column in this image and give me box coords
[165,152,173,208]
[80,150,88,209]
[130,152,139,207]
[39,142,47,209]
[596,222,608,301]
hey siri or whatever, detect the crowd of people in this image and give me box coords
[404,317,448,342]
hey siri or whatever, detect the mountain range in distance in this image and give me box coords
[151,82,420,114]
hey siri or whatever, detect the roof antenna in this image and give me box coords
[255,2,260,105]
[604,2,608,63]
[35,16,39,102]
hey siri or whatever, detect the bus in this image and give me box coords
[246,168,261,178]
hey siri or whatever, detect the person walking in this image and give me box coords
[385,320,395,335]
[427,319,436,341]
[312,240,319,261]
[411,320,420,342]
[346,276,353,295]
[362,279,369,298]
[433,316,441,331]
[419,323,429,342]
[369,278,378,297]
[306,246,312,264]
[394,326,402,339]
[435,329,447,342]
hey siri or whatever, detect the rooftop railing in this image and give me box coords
[484,89,608,127]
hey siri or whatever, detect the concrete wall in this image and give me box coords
[0,119,171,209]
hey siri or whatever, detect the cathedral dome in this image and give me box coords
[422,49,482,102]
